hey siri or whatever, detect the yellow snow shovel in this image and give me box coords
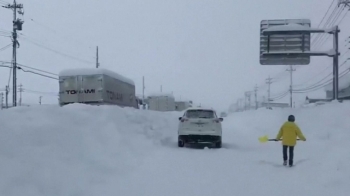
[259,135,301,143]
[258,135,277,143]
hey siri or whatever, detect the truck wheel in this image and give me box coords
[178,140,184,147]
[215,141,222,148]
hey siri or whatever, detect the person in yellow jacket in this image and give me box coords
[275,115,306,167]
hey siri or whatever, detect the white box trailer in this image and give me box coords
[147,93,175,111]
[58,68,138,108]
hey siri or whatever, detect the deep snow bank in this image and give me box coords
[227,101,350,144]
[0,104,181,196]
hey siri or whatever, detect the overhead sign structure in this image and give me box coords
[260,19,311,65]
[338,0,350,7]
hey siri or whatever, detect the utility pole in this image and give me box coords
[265,76,272,109]
[39,96,42,105]
[262,96,266,105]
[248,93,251,110]
[244,91,252,110]
[96,46,99,68]
[3,0,24,107]
[238,98,243,111]
[286,65,296,108]
[19,83,23,106]
[254,84,258,110]
[338,2,349,98]
[5,85,9,108]
[0,92,3,109]
[334,26,339,101]
[142,76,145,109]
[240,98,243,111]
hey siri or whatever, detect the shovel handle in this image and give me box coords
[269,139,301,141]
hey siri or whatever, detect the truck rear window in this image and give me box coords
[185,110,215,118]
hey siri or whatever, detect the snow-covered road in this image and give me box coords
[0,103,349,196]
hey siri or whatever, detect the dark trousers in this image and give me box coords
[283,145,294,165]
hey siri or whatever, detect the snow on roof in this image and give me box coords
[263,23,316,33]
[324,72,350,91]
[262,50,335,56]
[185,107,215,112]
[175,100,192,103]
[58,68,135,85]
[147,92,175,98]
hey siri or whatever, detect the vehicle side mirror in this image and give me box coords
[179,117,182,121]
[219,118,223,122]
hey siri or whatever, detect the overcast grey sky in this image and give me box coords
[0,0,348,111]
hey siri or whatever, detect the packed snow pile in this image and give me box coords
[0,104,181,196]
[1,102,350,196]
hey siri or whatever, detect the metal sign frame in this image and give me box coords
[338,0,350,7]
[260,19,311,65]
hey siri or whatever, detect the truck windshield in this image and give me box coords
[185,110,215,118]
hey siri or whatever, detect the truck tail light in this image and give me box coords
[213,118,223,123]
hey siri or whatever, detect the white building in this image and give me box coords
[147,92,176,111]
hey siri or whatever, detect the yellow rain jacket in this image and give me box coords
[275,121,306,146]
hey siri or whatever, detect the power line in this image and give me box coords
[26,18,95,50]
[271,92,289,101]
[256,59,342,102]
[313,5,346,49]
[311,0,337,45]
[295,60,348,91]
[0,64,58,80]
[23,88,58,96]
[17,63,58,76]
[19,35,94,65]
[316,0,336,28]
[312,4,340,48]
[270,90,289,99]
[293,60,348,87]
[0,44,11,52]
[0,29,11,33]
[17,67,58,80]
[0,61,58,76]
[0,0,10,6]
[293,68,350,92]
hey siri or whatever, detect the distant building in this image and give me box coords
[147,92,176,111]
[261,102,289,108]
[175,100,192,111]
